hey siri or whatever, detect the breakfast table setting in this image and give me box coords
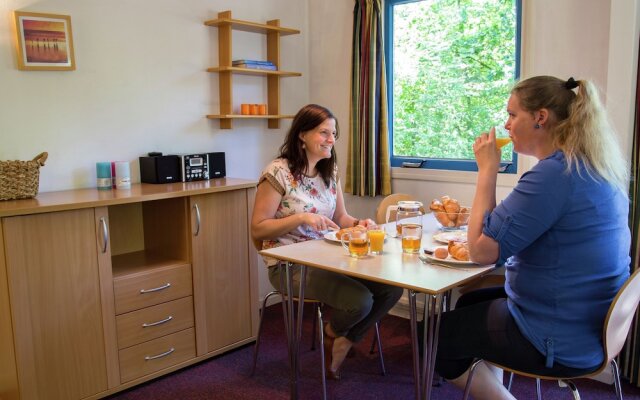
[259,197,496,400]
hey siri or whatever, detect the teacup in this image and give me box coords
[340,229,369,258]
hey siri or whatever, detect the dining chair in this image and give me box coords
[250,237,387,383]
[462,268,640,400]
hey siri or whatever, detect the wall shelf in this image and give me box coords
[205,11,301,129]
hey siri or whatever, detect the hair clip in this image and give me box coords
[565,77,579,90]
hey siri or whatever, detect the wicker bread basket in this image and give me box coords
[0,152,48,200]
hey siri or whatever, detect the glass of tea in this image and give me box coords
[340,229,369,258]
[401,223,422,254]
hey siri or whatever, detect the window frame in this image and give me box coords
[384,0,522,174]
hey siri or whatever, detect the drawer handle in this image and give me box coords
[140,283,171,294]
[144,347,175,361]
[142,315,173,328]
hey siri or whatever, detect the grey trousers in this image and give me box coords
[269,264,403,343]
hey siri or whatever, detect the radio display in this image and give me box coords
[189,157,203,167]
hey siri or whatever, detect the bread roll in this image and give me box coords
[434,247,449,259]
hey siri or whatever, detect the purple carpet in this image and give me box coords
[108,303,640,399]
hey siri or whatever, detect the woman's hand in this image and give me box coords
[358,218,377,229]
[301,213,340,232]
[473,127,501,175]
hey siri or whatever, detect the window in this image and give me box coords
[385,0,521,173]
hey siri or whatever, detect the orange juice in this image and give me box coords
[496,137,512,149]
[368,230,385,254]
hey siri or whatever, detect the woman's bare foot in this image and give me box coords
[331,336,353,373]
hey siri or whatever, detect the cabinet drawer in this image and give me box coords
[119,328,195,383]
[114,263,192,314]
[116,296,194,349]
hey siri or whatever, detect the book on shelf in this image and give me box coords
[233,63,277,71]
[232,59,275,66]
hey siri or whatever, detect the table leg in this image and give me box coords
[408,290,422,400]
[281,262,308,400]
[421,293,444,400]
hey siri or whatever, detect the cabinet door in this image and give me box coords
[3,209,108,400]
[191,190,254,355]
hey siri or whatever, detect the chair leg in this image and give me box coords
[251,290,282,375]
[318,306,327,400]
[536,378,542,400]
[506,372,514,391]
[562,380,580,400]
[310,302,319,350]
[611,359,623,400]
[372,322,386,376]
[462,359,483,400]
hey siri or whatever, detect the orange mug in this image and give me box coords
[258,104,267,115]
[250,104,259,115]
[241,104,250,115]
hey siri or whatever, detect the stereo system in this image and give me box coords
[139,152,226,184]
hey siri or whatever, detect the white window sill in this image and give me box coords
[391,155,535,188]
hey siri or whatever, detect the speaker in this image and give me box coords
[207,152,226,178]
[139,155,181,184]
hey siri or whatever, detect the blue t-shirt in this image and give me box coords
[483,151,630,369]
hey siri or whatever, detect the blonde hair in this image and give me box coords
[512,76,629,195]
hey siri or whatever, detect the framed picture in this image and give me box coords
[13,11,75,71]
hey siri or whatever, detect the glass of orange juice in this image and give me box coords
[368,229,385,255]
[495,127,511,149]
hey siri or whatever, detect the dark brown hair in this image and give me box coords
[278,104,339,187]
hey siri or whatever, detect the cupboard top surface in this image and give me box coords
[0,178,257,217]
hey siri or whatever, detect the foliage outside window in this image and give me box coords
[386,0,520,172]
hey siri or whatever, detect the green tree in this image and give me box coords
[392,0,516,161]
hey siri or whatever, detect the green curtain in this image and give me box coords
[621,51,640,387]
[345,0,391,197]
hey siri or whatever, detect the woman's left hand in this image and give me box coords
[358,218,377,229]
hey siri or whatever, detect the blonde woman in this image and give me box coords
[435,76,631,400]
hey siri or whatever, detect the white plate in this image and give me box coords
[323,231,341,243]
[419,251,477,266]
[432,230,467,244]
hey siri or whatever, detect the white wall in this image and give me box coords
[0,0,310,192]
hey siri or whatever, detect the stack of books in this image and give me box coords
[232,60,277,70]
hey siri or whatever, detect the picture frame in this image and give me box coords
[13,11,76,71]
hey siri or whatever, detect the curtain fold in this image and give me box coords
[620,45,640,387]
[345,0,391,197]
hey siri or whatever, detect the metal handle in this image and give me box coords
[144,347,175,361]
[140,283,171,294]
[142,315,173,328]
[193,203,201,236]
[100,217,108,253]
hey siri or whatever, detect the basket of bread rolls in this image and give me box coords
[429,196,471,231]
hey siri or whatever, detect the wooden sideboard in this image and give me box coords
[0,179,258,400]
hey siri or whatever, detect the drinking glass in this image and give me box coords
[401,223,422,254]
[368,229,385,255]
[340,230,369,258]
[495,126,511,149]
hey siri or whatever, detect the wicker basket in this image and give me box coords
[0,152,48,201]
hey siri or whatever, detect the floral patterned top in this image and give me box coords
[259,158,338,263]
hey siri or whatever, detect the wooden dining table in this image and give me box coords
[259,214,495,400]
